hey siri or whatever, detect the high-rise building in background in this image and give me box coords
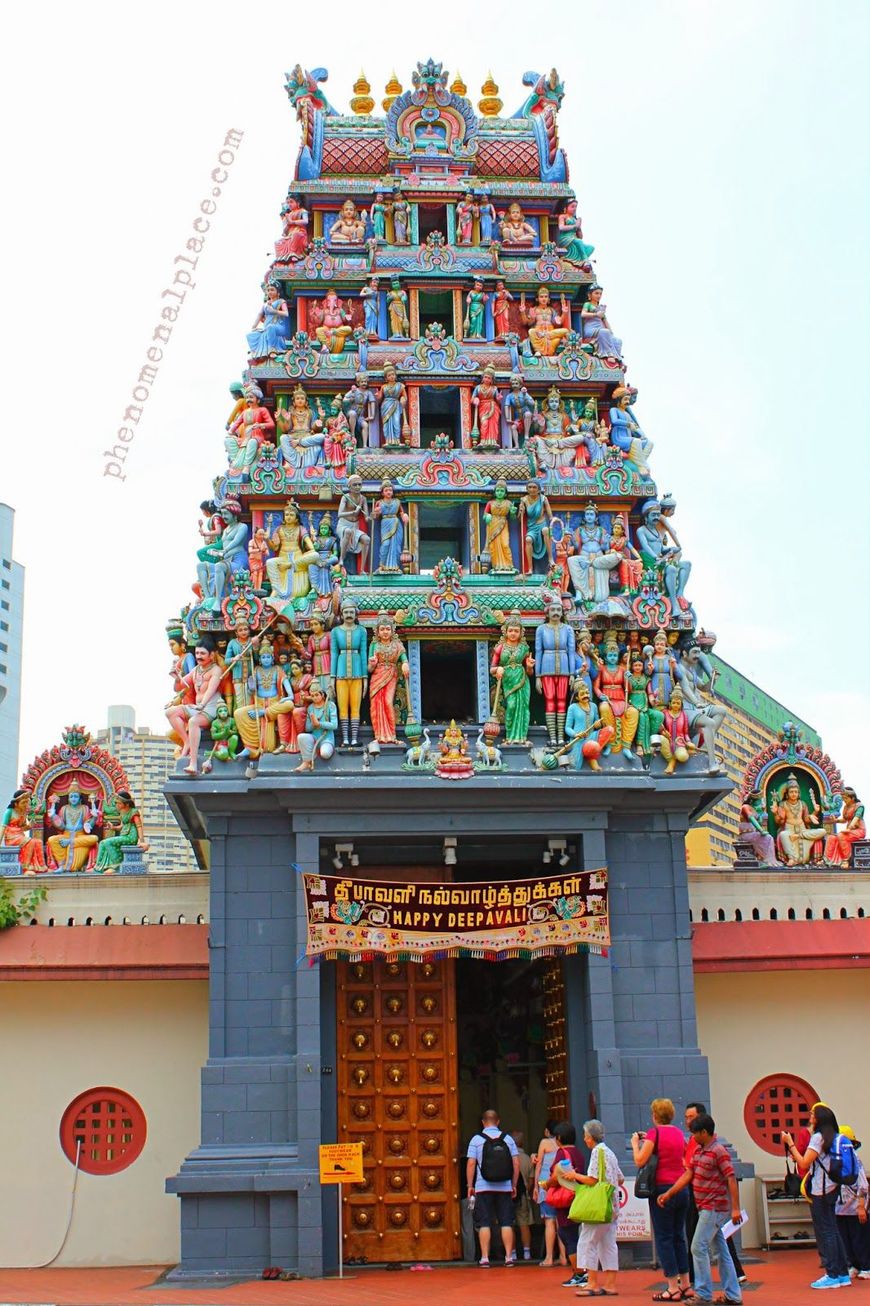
[0,504,25,801]
[97,707,197,873]
[685,654,821,865]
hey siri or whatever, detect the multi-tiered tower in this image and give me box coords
[165,61,733,1280]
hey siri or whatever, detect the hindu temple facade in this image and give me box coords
[163,60,735,1279]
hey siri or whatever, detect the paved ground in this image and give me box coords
[0,1251,857,1306]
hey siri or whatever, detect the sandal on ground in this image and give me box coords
[653,1294,684,1302]
[713,1297,742,1305]
[576,1292,606,1299]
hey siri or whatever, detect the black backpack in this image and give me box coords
[479,1130,514,1183]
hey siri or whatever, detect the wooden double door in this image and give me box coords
[337,958,461,1263]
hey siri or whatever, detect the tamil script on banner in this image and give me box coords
[301,868,609,961]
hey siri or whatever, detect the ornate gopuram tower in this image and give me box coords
[165,60,731,1278]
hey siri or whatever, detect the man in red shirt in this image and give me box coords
[659,1114,743,1304]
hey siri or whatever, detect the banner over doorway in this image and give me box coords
[302,868,609,961]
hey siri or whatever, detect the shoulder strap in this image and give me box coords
[652,1127,659,1155]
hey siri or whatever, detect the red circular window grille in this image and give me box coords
[59,1087,147,1175]
[743,1074,819,1156]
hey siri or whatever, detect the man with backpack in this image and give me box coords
[466,1109,521,1267]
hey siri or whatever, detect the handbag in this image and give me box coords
[547,1148,577,1209]
[569,1146,614,1225]
[634,1127,659,1200]
[784,1145,802,1199]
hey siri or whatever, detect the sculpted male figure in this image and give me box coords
[166,640,225,775]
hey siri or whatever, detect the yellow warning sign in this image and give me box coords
[319,1142,364,1184]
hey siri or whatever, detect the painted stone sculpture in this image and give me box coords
[490,613,534,745]
[367,612,410,744]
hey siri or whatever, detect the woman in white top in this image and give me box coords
[558,1119,624,1297]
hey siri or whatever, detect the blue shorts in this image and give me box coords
[540,1200,557,1219]
[473,1189,515,1229]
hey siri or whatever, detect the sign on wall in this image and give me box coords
[302,868,609,962]
[615,1178,652,1241]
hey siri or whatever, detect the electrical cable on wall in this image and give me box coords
[23,1139,82,1269]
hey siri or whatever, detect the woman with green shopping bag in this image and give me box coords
[556,1119,624,1298]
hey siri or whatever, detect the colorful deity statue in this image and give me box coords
[626,655,665,759]
[233,639,287,758]
[470,366,501,447]
[359,277,381,338]
[330,599,368,747]
[573,398,609,466]
[46,784,102,872]
[0,788,45,872]
[659,688,693,775]
[228,385,276,475]
[520,287,571,357]
[504,373,536,448]
[492,280,514,338]
[225,617,258,710]
[824,787,866,867]
[391,186,410,244]
[202,703,247,768]
[455,193,478,244]
[530,385,589,472]
[556,199,594,266]
[342,372,378,448]
[167,623,195,695]
[490,612,533,744]
[387,279,409,338]
[94,791,146,874]
[269,658,313,754]
[567,504,617,602]
[329,199,367,244]
[225,379,246,434]
[482,479,517,572]
[499,201,537,245]
[373,481,409,573]
[166,640,226,775]
[478,191,497,243]
[608,518,643,591]
[435,721,474,780]
[534,600,580,747]
[609,387,654,475]
[323,396,355,477]
[637,500,692,612]
[247,283,290,360]
[520,480,553,572]
[379,363,410,446]
[772,774,826,865]
[593,638,639,760]
[738,789,778,865]
[644,630,679,705]
[367,612,410,744]
[265,502,320,608]
[305,514,339,599]
[464,278,488,338]
[295,683,338,771]
[581,284,623,361]
[276,384,326,472]
[336,474,371,570]
[306,612,332,690]
[313,290,353,354]
[247,528,269,592]
[675,642,726,773]
[565,681,613,771]
[276,196,309,262]
[370,188,388,241]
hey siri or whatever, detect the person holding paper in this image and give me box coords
[658,1113,743,1305]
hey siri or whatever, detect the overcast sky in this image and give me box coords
[4,0,868,796]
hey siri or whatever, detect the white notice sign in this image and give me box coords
[615,1178,652,1240]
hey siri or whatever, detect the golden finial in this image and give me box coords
[478,71,503,117]
[382,71,403,113]
[350,71,375,116]
[450,70,467,96]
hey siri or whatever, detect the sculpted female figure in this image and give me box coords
[492,280,514,338]
[490,613,534,744]
[608,518,643,591]
[247,283,290,360]
[581,285,623,361]
[370,189,388,241]
[464,278,488,338]
[265,502,320,606]
[556,199,595,266]
[329,199,367,244]
[0,789,45,872]
[275,197,309,262]
[359,277,381,338]
[323,397,355,478]
[276,385,325,471]
[499,201,537,246]
[520,480,553,572]
[307,514,339,598]
[471,366,502,448]
[94,791,147,874]
[455,194,477,244]
[367,612,410,744]
[391,188,410,244]
[520,287,570,357]
[387,279,409,338]
[738,789,778,865]
[482,479,517,572]
[379,363,410,446]
[373,480,409,573]
[824,787,866,867]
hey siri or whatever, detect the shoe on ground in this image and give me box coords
[838,1277,853,1287]
[505,1255,516,1266]
[479,1257,490,1268]
[858,1271,870,1279]
[562,1272,586,1286]
[811,1274,848,1289]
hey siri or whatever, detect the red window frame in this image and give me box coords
[743,1073,818,1155]
[59,1087,147,1175]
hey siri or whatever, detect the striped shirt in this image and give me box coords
[688,1138,734,1212]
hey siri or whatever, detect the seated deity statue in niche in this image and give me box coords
[499,202,537,246]
[520,287,570,357]
[329,199,367,244]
